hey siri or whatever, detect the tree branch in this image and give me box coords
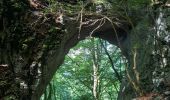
[100,40,122,82]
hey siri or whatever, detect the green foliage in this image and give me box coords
[41,38,127,99]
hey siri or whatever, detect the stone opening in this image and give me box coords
[40,38,128,99]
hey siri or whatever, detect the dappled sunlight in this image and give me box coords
[41,38,127,100]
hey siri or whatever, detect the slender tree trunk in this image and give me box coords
[91,38,100,100]
[92,62,99,100]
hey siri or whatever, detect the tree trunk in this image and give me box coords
[91,38,100,100]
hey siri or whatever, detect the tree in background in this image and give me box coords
[41,38,127,100]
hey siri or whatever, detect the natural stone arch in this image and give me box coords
[1,0,170,100]
[31,15,133,99]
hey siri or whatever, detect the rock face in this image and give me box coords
[1,0,138,99]
[1,0,170,100]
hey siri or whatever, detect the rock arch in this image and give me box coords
[3,1,167,99]
[31,16,132,99]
